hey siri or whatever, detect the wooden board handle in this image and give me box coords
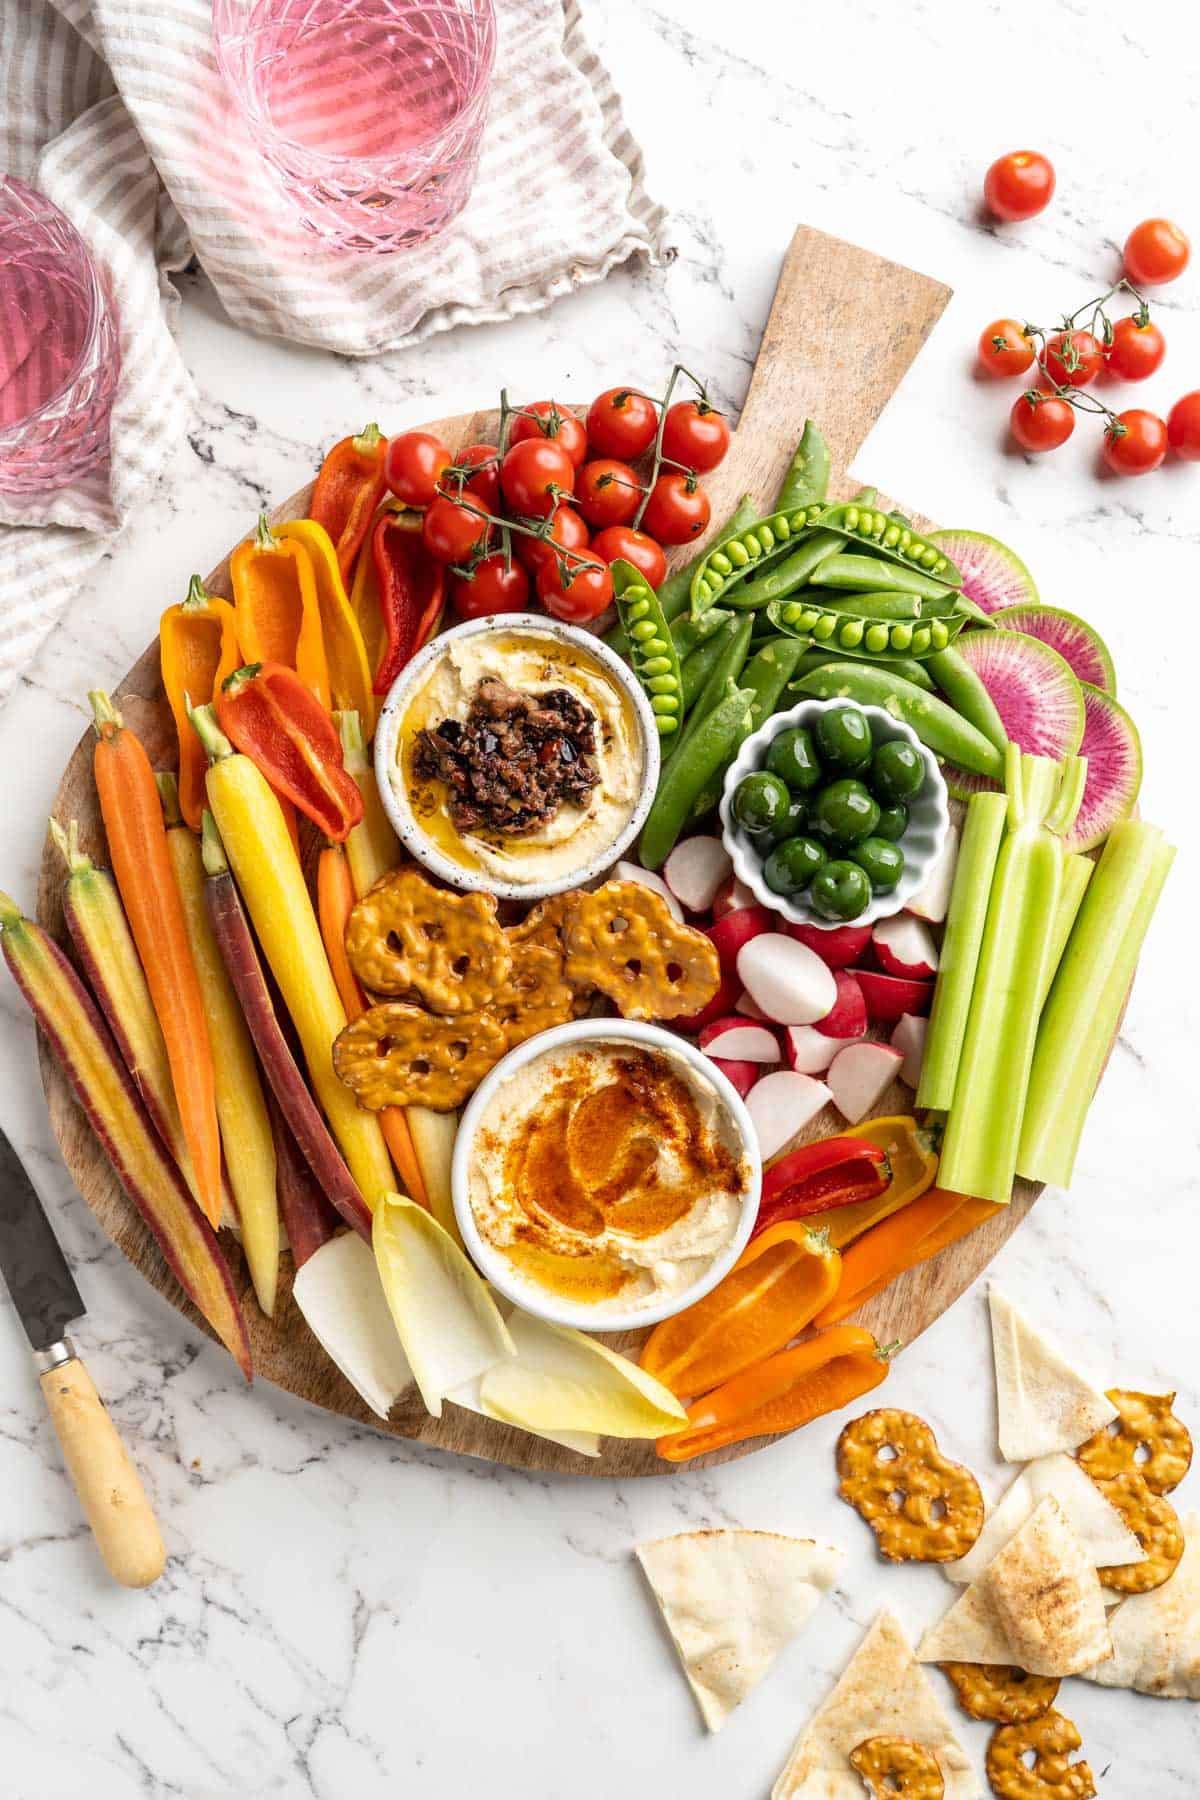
[39,1355,166,1588]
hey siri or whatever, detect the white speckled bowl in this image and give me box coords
[719,698,950,931]
[373,614,660,902]
[451,1020,761,1334]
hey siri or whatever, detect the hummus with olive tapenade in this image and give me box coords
[395,628,644,886]
[468,1040,754,1317]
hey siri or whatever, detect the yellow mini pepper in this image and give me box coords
[277,518,376,735]
[819,1115,939,1249]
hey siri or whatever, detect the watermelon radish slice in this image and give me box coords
[993,604,1117,696]
[942,630,1085,798]
[928,529,1038,616]
[1062,683,1142,852]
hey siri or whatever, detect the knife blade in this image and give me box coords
[0,1124,165,1587]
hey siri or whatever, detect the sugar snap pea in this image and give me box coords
[791,647,934,691]
[768,596,966,659]
[676,615,754,749]
[925,646,1008,754]
[681,620,738,711]
[774,420,830,512]
[604,494,757,655]
[612,558,683,738]
[813,502,962,587]
[724,486,880,613]
[671,606,731,661]
[809,553,957,604]
[689,504,826,619]
[814,589,923,620]
[794,663,1005,780]
[688,637,808,822]
[639,684,756,870]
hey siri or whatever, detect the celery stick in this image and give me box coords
[1018,821,1175,1187]
[1037,852,1093,1011]
[938,753,1071,1203]
[916,792,1008,1111]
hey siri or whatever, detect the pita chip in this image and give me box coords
[635,1530,841,1732]
[990,1286,1117,1460]
[943,1453,1144,1584]
[1083,1509,1200,1699]
[772,1610,979,1800]
[919,1496,1112,1676]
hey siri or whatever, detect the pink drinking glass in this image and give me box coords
[212,0,497,255]
[0,177,120,497]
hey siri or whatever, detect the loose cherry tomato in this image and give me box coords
[1043,329,1103,388]
[1123,218,1190,287]
[1104,314,1166,381]
[585,387,658,460]
[508,400,588,469]
[589,525,668,589]
[500,437,576,517]
[641,471,711,544]
[457,442,501,510]
[536,552,614,624]
[661,398,730,472]
[575,458,643,528]
[1010,389,1075,453]
[1103,408,1168,476]
[514,502,590,576]
[977,318,1036,379]
[1167,391,1200,460]
[422,493,492,563]
[450,553,530,620]
[384,430,451,506]
[983,151,1055,222]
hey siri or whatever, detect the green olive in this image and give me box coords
[869,739,925,804]
[812,777,880,845]
[770,793,810,842]
[732,771,791,836]
[813,703,872,773]
[766,726,823,792]
[851,836,905,892]
[810,859,872,921]
[874,801,909,843]
[763,835,827,897]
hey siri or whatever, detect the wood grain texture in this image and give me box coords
[37,227,1039,1479]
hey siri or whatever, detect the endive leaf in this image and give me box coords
[447,1371,600,1459]
[292,1231,413,1421]
[373,1194,513,1416]
[479,1310,688,1440]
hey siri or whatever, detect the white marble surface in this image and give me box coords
[2,0,1199,1794]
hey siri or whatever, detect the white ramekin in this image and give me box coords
[451,1018,761,1334]
[373,613,660,902]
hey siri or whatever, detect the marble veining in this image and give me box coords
[1,0,1198,1793]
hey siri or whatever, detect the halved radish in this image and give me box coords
[827,1042,903,1124]
[698,1018,781,1063]
[873,916,939,981]
[812,970,867,1040]
[708,1056,761,1101]
[906,824,958,925]
[713,874,758,919]
[783,1025,862,1075]
[613,861,683,922]
[737,934,837,1026]
[856,967,934,1023]
[891,1014,927,1089]
[735,990,768,1021]
[784,920,873,969]
[664,836,732,914]
[673,967,740,1034]
[746,1071,833,1160]
[707,906,775,976]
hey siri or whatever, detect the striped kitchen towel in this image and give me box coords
[0,0,669,704]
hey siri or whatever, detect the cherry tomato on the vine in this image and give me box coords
[589,525,668,590]
[422,493,492,563]
[450,553,530,620]
[1105,314,1166,382]
[384,430,451,506]
[585,387,658,460]
[1167,391,1200,461]
[536,552,614,624]
[977,318,1036,379]
[1010,389,1075,453]
[1103,408,1168,476]
[575,458,643,528]
[1123,218,1190,287]
[456,442,501,510]
[509,401,588,469]
[641,471,711,544]
[983,151,1055,222]
[1043,329,1103,388]
[513,501,590,577]
[661,399,730,473]
[500,436,576,517]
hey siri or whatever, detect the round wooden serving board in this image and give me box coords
[38,228,1038,1476]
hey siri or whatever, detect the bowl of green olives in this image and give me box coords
[719,699,949,927]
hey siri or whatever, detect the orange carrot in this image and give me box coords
[814,1189,1001,1327]
[316,843,428,1210]
[90,691,222,1226]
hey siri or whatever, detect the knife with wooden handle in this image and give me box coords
[0,1125,165,1587]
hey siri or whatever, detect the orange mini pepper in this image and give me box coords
[309,422,387,584]
[656,1324,893,1463]
[160,576,241,831]
[815,1192,1005,1326]
[276,518,376,736]
[641,1223,841,1400]
[231,516,330,709]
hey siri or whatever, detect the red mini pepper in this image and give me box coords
[751,1135,890,1240]
[370,511,445,695]
[309,422,388,584]
[215,662,364,842]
